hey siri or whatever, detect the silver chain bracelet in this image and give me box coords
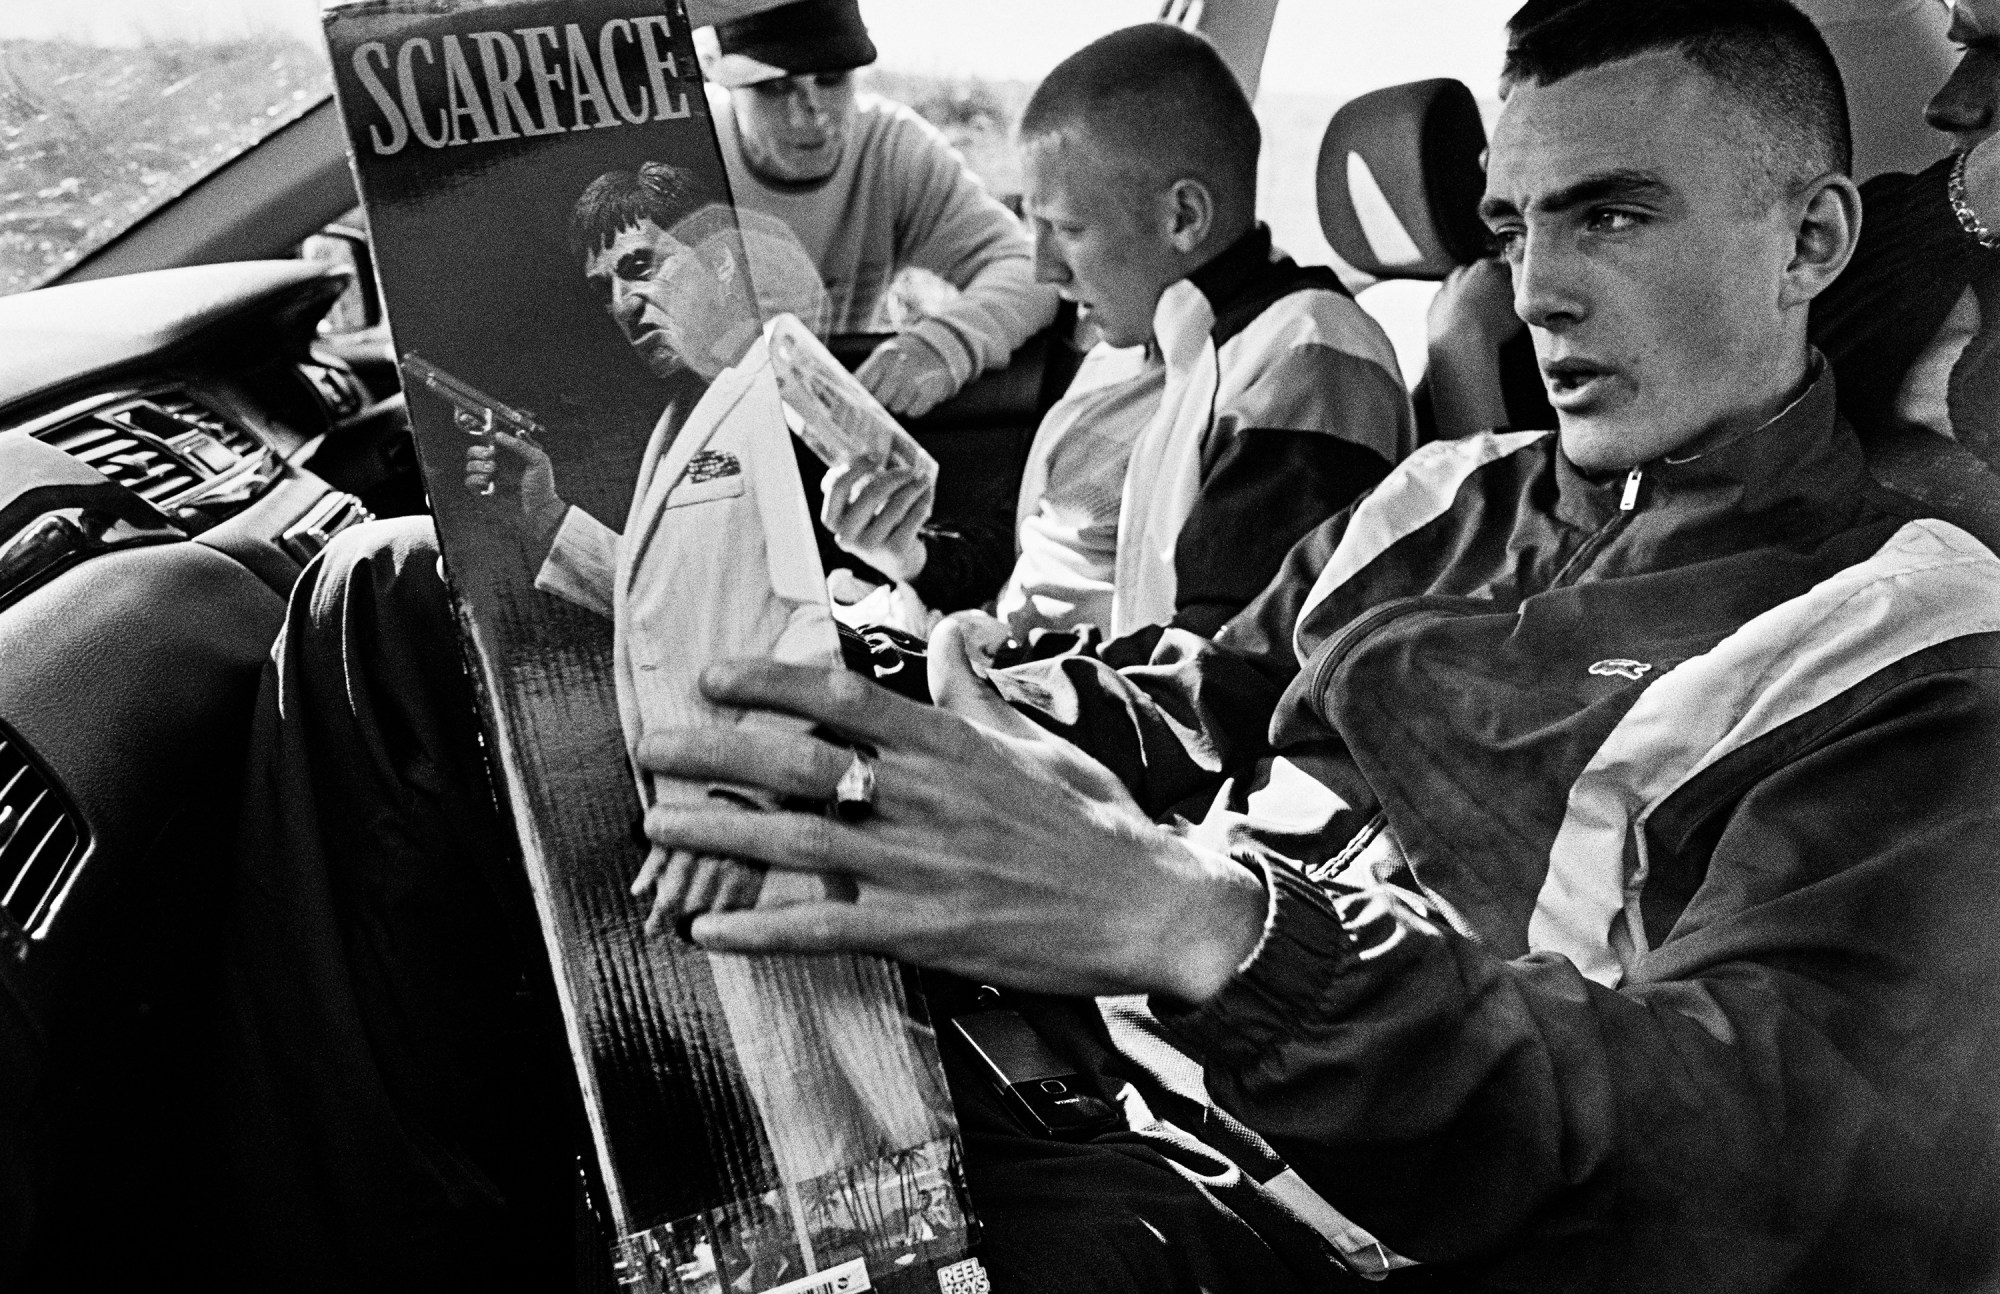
[1949,150,2000,252]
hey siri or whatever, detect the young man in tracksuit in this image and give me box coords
[697,0,1057,418]
[643,2,2000,1288]
[821,25,1413,641]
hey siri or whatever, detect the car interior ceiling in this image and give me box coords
[3,8,1999,1288]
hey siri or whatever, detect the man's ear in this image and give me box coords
[1164,177,1216,256]
[1779,172,1861,309]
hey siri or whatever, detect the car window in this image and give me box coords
[0,0,1512,378]
[0,0,330,296]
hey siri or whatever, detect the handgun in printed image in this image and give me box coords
[401,353,550,496]
[401,351,548,445]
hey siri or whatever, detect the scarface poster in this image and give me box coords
[321,3,977,1289]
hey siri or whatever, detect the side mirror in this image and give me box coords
[301,222,382,335]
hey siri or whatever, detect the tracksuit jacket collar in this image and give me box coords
[1180,224,1352,350]
[1186,223,1276,311]
[1266,357,1880,858]
[1544,359,1868,573]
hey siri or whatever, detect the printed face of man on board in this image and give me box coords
[583,216,746,382]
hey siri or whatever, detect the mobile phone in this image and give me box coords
[951,1009,1120,1140]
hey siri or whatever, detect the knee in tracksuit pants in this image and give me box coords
[210,515,577,1293]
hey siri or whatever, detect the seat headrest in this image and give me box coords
[1317,79,1490,282]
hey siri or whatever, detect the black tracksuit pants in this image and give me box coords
[206,516,1371,1293]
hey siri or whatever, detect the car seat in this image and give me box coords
[0,436,286,1288]
[1316,77,1552,443]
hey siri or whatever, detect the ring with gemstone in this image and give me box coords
[832,749,877,822]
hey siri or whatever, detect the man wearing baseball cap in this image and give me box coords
[696,0,1058,418]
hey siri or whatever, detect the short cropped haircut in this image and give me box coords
[1018,23,1259,197]
[1503,0,1852,200]
[568,161,703,260]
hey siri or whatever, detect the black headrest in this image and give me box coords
[1317,79,1491,282]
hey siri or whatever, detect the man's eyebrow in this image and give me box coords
[1479,169,1672,222]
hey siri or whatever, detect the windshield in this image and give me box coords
[0,0,329,296]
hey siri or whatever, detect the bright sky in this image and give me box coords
[0,0,323,44]
[0,0,1514,381]
[1258,0,1515,99]
[1,0,1515,103]
[0,0,1508,343]
[862,0,1515,99]
[1,0,1950,379]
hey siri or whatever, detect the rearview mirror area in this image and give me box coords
[301,216,380,337]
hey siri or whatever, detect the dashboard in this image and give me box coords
[0,260,417,605]
[0,258,414,1290]
[0,253,1065,1290]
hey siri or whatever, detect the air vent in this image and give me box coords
[35,418,202,506]
[0,732,88,939]
[299,360,365,419]
[31,395,272,508]
[116,399,249,474]
[149,393,263,459]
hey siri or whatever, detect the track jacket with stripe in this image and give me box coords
[915,226,1413,635]
[994,366,2000,1290]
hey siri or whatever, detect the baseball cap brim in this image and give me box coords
[702,0,877,88]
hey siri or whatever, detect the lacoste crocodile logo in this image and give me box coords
[1588,658,1654,681]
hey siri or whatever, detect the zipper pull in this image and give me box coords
[1619,466,1643,511]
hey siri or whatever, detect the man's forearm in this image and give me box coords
[532,506,617,619]
[1159,671,2000,1284]
[1164,862,1898,1281]
[906,257,1059,385]
[892,110,1058,378]
[644,656,1275,1000]
[1131,833,1269,1004]
[527,495,569,566]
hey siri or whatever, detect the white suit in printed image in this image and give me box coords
[535,336,948,1182]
